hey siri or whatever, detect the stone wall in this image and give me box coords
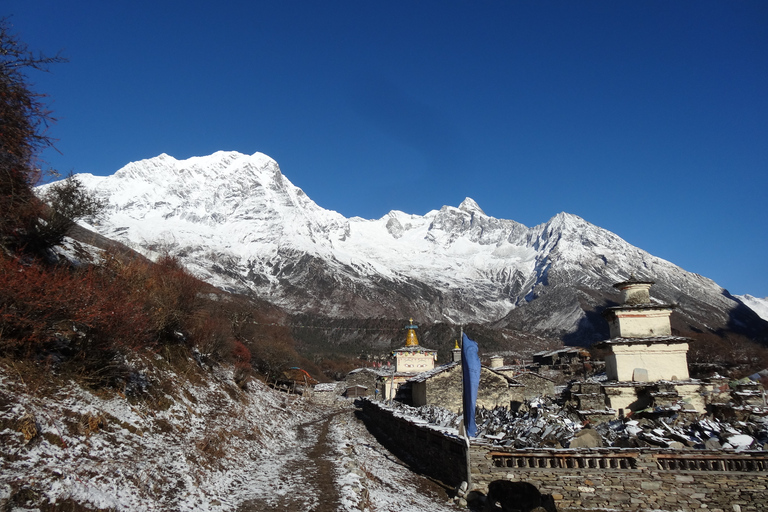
[358,400,768,511]
[474,447,768,511]
[512,372,557,399]
[412,365,524,413]
[358,399,467,486]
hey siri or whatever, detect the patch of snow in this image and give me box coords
[737,294,768,322]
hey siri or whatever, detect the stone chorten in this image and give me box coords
[597,276,691,382]
[391,318,438,374]
[451,340,462,362]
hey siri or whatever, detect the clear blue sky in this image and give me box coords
[6,1,768,297]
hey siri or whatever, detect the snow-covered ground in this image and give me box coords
[0,358,459,511]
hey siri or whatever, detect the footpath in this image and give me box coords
[237,403,460,512]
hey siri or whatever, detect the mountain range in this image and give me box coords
[56,151,768,363]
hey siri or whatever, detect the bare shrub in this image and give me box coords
[78,412,107,436]
[17,412,37,442]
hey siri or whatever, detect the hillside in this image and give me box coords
[0,356,459,511]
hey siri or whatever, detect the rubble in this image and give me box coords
[377,392,768,451]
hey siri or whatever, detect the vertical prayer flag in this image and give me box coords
[461,332,480,437]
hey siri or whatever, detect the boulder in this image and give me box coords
[569,427,603,448]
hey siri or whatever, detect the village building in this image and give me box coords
[378,319,438,401]
[343,367,387,398]
[531,347,594,382]
[484,355,557,401]
[532,347,587,368]
[409,361,525,412]
[275,367,318,395]
[502,370,556,400]
[311,382,341,405]
[589,276,708,418]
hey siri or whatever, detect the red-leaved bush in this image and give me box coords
[0,253,151,372]
[232,340,252,370]
[0,246,310,387]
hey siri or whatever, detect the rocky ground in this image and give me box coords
[6,350,766,512]
[385,395,768,451]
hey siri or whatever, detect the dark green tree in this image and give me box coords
[38,173,105,247]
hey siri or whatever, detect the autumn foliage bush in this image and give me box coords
[107,254,204,341]
[0,249,269,386]
[0,253,151,384]
[0,239,318,389]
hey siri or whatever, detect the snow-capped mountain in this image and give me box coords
[62,151,767,344]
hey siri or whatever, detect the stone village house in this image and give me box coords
[338,319,577,411]
[374,324,532,410]
[409,361,525,413]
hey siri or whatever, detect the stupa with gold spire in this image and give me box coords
[391,318,438,373]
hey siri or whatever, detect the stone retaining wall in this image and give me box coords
[476,447,768,511]
[359,400,768,511]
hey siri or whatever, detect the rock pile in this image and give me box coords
[594,414,768,451]
[380,396,768,451]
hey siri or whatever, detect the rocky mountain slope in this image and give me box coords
[736,294,768,322]
[58,151,767,350]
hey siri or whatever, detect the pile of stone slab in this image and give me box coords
[377,396,768,451]
[594,413,768,451]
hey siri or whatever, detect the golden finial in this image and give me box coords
[405,318,419,347]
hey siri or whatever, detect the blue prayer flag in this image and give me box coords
[461,332,480,437]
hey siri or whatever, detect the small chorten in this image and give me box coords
[489,355,504,369]
[451,339,462,362]
[390,317,437,374]
[614,274,654,306]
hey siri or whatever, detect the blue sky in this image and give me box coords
[6,1,768,297]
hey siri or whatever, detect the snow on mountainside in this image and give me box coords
[737,295,768,322]
[55,151,767,343]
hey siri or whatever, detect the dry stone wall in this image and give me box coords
[358,399,467,486]
[359,400,768,511]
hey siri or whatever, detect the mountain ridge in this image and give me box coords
[53,151,768,350]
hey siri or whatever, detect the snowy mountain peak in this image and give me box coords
[114,151,278,183]
[737,294,768,322]
[547,211,587,230]
[458,197,486,216]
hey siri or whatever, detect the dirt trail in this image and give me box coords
[237,404,459,512]
[238,410,345,512]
